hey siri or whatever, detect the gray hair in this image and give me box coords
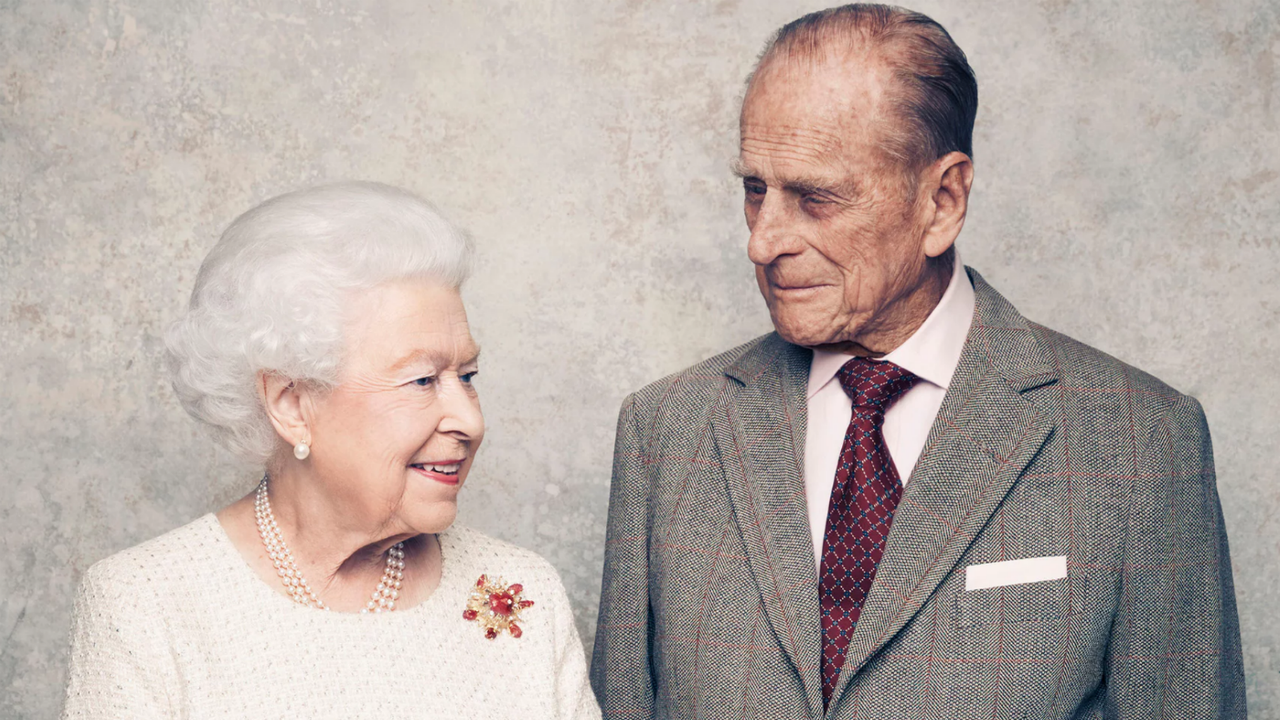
[165,181,473,465]
[753,4,978,171]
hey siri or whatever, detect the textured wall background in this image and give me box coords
[2,0,1277,716]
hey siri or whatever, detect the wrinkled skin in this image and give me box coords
[738,46,974,355]
[218,280,484,612]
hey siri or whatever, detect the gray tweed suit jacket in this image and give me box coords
[590,269,1245,719]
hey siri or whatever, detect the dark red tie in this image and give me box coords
[819,357,919,706]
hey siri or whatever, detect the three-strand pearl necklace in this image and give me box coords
[254,476,405,613]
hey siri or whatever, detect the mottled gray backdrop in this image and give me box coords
[2,0,1277,716]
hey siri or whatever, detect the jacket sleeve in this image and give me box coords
[542,565,602,720]
[1104,393,1246,718]
[590,393,656,719]
[61,563,176,719]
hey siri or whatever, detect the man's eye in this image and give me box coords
[743,180,766,196]
[802,194,830,205]
[412,376,436,387]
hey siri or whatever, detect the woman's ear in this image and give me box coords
[921,151,974,258]
[258,372,311,449]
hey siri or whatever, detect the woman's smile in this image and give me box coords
[410,460,465,486]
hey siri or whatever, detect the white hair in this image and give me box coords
[165,181,473,465]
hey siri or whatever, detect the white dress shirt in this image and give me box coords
[803,254,976,569]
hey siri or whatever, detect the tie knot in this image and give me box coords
[836,357,919,409]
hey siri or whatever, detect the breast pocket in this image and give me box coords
[955,574,1086,629]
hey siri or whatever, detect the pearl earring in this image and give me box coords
[293,441,310,460]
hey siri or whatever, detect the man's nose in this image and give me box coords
[746,194,799,266]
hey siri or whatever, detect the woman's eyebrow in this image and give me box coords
[387,349,437,374]
[389,345,481,374]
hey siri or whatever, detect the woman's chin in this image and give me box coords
[399,496,459,536]
[396,466,468,533]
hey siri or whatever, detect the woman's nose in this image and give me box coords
[436,377,484,438]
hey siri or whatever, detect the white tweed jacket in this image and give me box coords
[63,516,601,719]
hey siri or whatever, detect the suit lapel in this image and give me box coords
[717,333,825,719]
[828,269,1061,713]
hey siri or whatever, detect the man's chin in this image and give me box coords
[769,315,838,349]
[764,291,841,342]
[768,308,870,350]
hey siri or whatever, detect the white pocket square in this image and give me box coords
[965,555,1067,591]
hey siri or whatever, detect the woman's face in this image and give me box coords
[305,280,484,537]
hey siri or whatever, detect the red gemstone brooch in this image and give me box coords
[464,574,535,639]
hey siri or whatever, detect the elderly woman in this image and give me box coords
[61,182,601,719]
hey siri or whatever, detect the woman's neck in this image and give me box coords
[216,468,442,612]
[265,465,409,578]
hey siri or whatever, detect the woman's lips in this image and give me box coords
[410,462,463,486]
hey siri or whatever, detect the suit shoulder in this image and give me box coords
[1028,321,1196,430]
[1031,323,1179,394]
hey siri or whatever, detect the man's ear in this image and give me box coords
[258,372,311,449]
[921,151,974,258]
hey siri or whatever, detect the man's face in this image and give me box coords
[738,50,932,350]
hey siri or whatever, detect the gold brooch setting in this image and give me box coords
[464,574,535,639]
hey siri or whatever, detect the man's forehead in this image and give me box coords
[756,34,892,91]
[739,52,894,177]
[736,125,851,186]
[741,49,891,142]
[738,105,884,180]
[741,118,845,151]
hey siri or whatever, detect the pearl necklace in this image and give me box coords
[254,476,405,613]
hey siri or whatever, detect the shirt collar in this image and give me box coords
[807,251,976,399]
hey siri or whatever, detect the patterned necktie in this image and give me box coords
[819,357,919,706]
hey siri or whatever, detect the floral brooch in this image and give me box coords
[464,574,535,639]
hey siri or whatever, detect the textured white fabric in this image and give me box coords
[803,253,976,569]
[62,514,601,720]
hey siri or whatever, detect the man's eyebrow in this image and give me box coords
[731,163,855,197]
[731,160,756,179]
[783,179,831,195]
[460,345,481,367]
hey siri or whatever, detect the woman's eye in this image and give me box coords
[412,376,436,387]
[461,371,478,384]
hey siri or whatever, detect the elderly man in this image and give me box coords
[590,4,1245,719]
